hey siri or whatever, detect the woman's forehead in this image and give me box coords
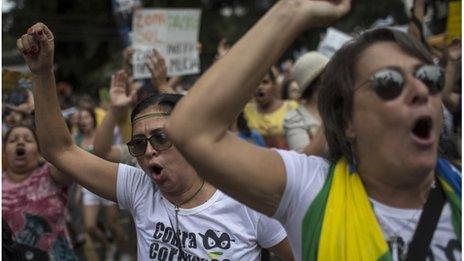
[355,42,422,81]
[8,127,35,139]
[132,114,168,135]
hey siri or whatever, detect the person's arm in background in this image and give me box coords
[408,0,425,43]
[166,0,351,216]
[93,70,137,162]
[302,126,327,158]
[284,110,311,152]
[146,49,176,93]
[17,23,119,201]
[442,39,461,113]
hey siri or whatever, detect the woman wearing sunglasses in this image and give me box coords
[17,23,294,260]
[165,0,461,260]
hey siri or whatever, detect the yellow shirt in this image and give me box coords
[94,107,107,126]
[244,100,299,136]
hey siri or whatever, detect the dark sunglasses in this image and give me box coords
[127,128,172,157]
[360,64,444,101]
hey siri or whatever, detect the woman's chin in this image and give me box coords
[9,161,37,174]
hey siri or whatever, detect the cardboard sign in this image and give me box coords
[132,9,201,79]
[317,27,352,58]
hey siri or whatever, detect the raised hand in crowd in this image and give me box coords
[110,70,138,110]
[17,24,54,75]
[214,38,231,61]
[93,70,137,162]
[122,46,135,75]
[146,49,176,93]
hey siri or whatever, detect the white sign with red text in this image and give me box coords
[132,9,201,79]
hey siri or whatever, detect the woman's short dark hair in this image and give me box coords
[318,28,434,164]
[130,93,184,124]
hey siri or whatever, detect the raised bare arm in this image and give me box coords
[93,70,136,162]
[17,23,119,201]
[166,0,350,215]
[442,39,461,113]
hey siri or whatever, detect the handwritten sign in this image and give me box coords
[132,9,201,79]
[317,27,352,58]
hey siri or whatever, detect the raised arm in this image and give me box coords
[93,70,136,162]
[17,23,119,201]
[146,49,176,93]
[442,39,461,113]
[166,0,350,216]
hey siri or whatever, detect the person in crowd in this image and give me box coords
[284,51,327,152]
[165,1,461,260]
[2,125,77,260]
[57,81,77,112]
[243,69,299,149]
[439,38,462,160]
[285,80,301,101]
[230,112,267,147]
[3,107,27,136]
[76,94,107,127]
[73,107,129,261]
[17,23,294,260]
[92,70,139,167]
[277,59,296,99]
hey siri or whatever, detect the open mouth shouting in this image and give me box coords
[150,163,163,175]
[410,115,435,147]
[255,90,265,98]
[15,147,26,157]
[148,163,167,183]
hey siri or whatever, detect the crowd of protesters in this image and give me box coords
[3,0,462,260]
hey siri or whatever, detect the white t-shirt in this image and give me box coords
[117,164,287,260]
[273,150,460,261]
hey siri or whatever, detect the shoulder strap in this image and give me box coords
[406,179,446,260]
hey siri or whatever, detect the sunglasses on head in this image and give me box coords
[359,64,444,101]
[127,128,172,157]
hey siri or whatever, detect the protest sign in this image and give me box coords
[132,9,201,79]
[317,27,352,58]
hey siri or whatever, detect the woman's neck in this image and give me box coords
[5,168,36,183]
[82,129,95,138]
[358,162,435,209]
[258,98,283,113]
[164,180,216,209]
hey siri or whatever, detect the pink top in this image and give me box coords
[2,163,76,259]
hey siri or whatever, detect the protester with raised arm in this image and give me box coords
[93,70,138,165]
[17,22,294,260]
[166,1,461,260]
